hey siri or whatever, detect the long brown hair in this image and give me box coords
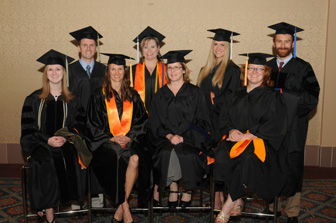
[197,41,230,89]
[38,65,74,103]
[239,64,274,87]
[103,64,134,102]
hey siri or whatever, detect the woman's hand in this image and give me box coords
[48,136,66,147]
[166,134,183,145]
[227,130,257,142]
[110,135,131,147]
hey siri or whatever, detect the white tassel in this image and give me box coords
[230,32,233,60]
[136,36,140,63]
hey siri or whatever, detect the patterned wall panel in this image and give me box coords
[0,0,328,146]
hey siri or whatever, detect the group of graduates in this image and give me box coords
[20,22,320,223]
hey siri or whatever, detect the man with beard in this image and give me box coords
[266,22,320,223]
[69,26,107,209]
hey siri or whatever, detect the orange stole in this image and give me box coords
[229,132,266,162]
[104,92,133,140]
[134,62,167,105]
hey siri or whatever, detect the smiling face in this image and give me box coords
[46,64,64,85]
[273,34,294,60]
[108,63,125,83]
[167,62,184,83]
[212,40,226,60]
[141,38,160,61]
[78,38,97,61]
[247,64,265,87]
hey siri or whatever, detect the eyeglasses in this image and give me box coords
[167,66,182,72]
[247,67,265,72]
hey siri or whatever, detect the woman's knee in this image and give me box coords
[129,155,139,169]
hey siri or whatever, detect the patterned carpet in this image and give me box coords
[0,178,335,222]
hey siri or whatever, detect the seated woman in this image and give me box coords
[85,54,148,223]
[214,53,288,223]
[20,50,87,223]
[148,50,212,208]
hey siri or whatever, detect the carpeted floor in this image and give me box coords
[0,178,335,222]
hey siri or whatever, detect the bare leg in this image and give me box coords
[113,205,123,221]
[214,191,224,209]
[215,194,237,223]
[169,182,178,201]
[45,208,54,222]
[153,184,159,201]
[122,155,139,223]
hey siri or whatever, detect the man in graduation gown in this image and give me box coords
[68,26,106,208]
[266,22,320,223]
[68,26,106,111]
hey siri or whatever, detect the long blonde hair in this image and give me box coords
[197,41,230,89]
[38,65,74,103]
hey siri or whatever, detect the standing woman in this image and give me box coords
[148,51,212,208]
[20,50,86,223]
[86,54,148,223]
[214,53,288,223]
[197,28,241,209]
[131,26,167,206]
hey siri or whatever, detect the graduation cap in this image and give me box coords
[69,26,103,42]
[101,53,134,66]
[161,50,192,64]
[133,26,165,43]
[37,49,75,68]
[239,53,275,65]
[37,49,75,87]
[268,22,304,58]
[268,22,304,36]
[101,53,135,87]
[208,28,240,60]
[239,53,275,86]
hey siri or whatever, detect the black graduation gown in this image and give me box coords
[85,88,148,206]
[266,57,320,196]
[68,60,106,111]
[131,63,165,110]
[214,86,288,201]
[199,61,241,144]
[148,83,212,191]
[20,90,86,210]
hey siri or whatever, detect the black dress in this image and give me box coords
[199,61,241,144]
[68,60,106,111]
[266,57,320,196]
[214,86,288,201]
[148,83,212,190]
[85,88,148,206]
[20,90,86,210]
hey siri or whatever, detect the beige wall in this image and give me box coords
[0,0,333,164]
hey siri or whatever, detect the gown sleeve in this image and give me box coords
[20,93,51,162]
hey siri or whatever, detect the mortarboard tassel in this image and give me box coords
[244,54,248,86]
[130,62,133,87]
[66,56,69,87]
[136,36,140,63]
[294,27,297,58]
[97,34,101,62]
[230,32,233,60]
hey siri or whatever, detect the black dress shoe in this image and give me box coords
[153,199,160,207]
[180,200,191,209]
[287,217,298,223]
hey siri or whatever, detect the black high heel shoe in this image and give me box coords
[180,191,192,208]
[168,191,179,209]
[153,199,160,207]
[111,217,122,223]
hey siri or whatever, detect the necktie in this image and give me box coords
[86,65,91,78]
[279,62,284,72]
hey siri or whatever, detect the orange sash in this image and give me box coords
[104,90,133,139]
[228,131,266,162]
[134,62,167,107]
